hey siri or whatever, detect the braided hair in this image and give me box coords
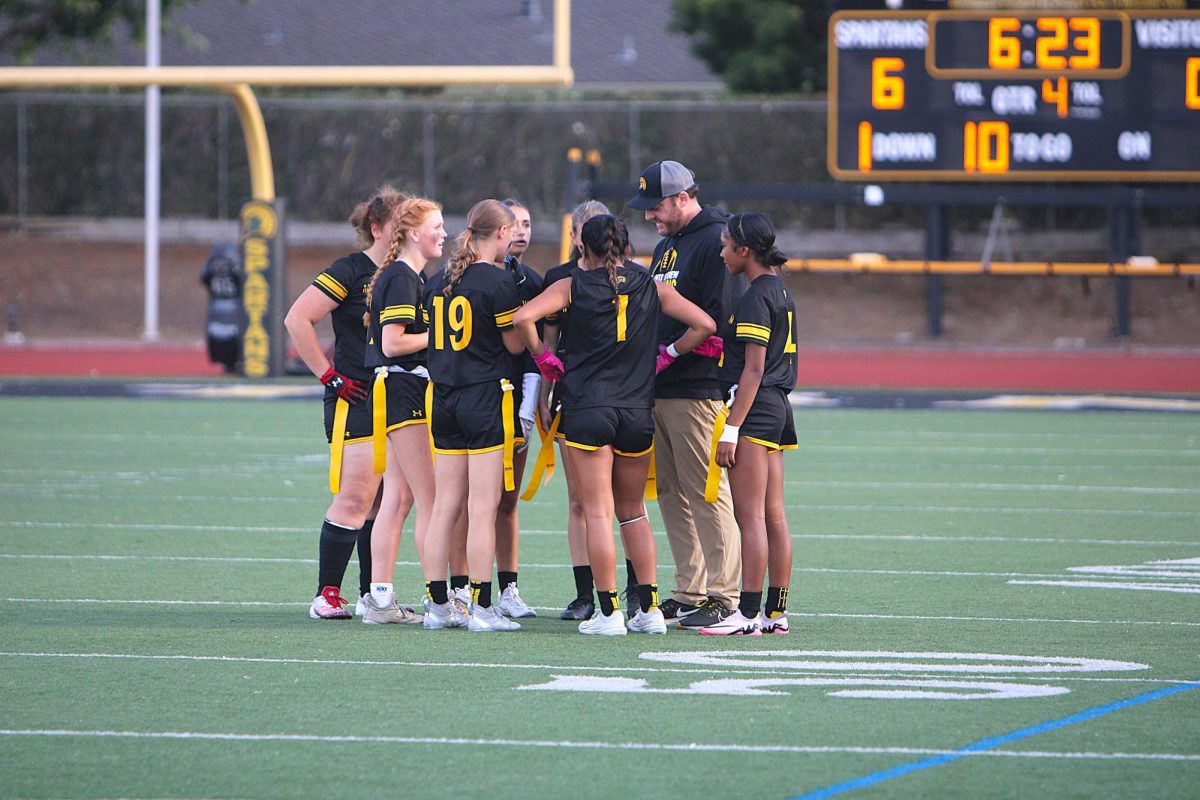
[727,212,788,269]
[362,197,442,327]
[579,214,630,295]
[445,199,516,296]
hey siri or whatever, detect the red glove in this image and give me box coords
[655,344,676,375]
[693,335,724,358]
[320,368,368,404]
[533,349,565,382]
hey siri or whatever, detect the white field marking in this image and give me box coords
[0,650,1177,688]
[1068,557,1200,580]
[11,598,1200,629]
[798,503,1198,518]
[519,675,1067,700]
[637,651,1148,674]
[800,444,1198,457]
[783,479,1200,495]
[0,729,1198,761]
[1010,580,1200,594]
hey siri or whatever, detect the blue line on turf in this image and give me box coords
[790,680,1200,800]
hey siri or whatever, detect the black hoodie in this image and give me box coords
[649,205,742,400]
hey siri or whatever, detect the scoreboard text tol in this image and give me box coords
[829,1,1200,180]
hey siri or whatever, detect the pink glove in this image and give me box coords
[692,335,724,358]
[655,344,676,375]
[533,349,565,382]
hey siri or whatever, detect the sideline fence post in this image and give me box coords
[924,204,950,337]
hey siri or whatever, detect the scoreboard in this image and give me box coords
[828,1,1200,180]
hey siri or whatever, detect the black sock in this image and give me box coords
[426,580,448,605]
[317,519,358,594]
[765,586,789,618]
[471,580,493,609]
[450,575,469,591]
[573,565,594,600]
[739,591,763,618]
[498,570,518,590]
[598,590,619,616]
[637,583,659,613]
[625,559,637,587]
[356,519,374,598]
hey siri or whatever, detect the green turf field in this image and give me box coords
[1,396,1197,799]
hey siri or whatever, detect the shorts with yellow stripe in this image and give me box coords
[733,385,797,451]
[430,380,524,454]
[323,383,374,444]
[562,406,653,457]
[378,370,428,432]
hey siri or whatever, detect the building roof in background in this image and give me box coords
[2,0,722,91]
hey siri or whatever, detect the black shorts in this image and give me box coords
[734,385,797,451]
[323,383,374,444]
[563,405,654,457]
[430,380,523,454]
[373,370,428,432]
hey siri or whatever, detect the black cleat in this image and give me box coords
[678,598,732,629]
[560,597,596,620]
[658,598,701,622]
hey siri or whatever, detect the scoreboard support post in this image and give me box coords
[924,204,951,337]
[1108,200,1143,338]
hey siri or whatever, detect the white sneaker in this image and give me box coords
[422,598,468,630]
[497,582,537,618]
[354,594,367,617]
[468,603,522,632]
[452,586,471,618]
[698,609,762,636]
[761,612,790,635]
[362,594,423,625]
[626,607,667,634]
[579,610,627,636]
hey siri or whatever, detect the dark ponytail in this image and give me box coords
[728,212,787,269]
[580,214,630,294]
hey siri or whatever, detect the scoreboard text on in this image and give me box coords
[829,4,1200,180]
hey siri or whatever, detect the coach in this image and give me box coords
[627,160,743,629]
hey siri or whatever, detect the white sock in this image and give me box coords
[371,582,394,607]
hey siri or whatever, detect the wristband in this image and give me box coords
[666,343,680,358]
[718,424,740,445]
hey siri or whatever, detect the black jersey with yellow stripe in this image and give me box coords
[561,260,659,410]
[365,260,427,371]
[312,252,375,382]
[718,273,797,393]
[421,261,522,388]
[505,256,544,378]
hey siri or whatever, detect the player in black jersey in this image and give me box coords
[700,213,797,637]
[284,187,407,620]
[514,215,716,636]
[421,199,526,633]
[537,200,609,621]
[491,198,543,620]
[356,197,447,626]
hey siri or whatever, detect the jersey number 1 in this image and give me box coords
[785,311,796,354]
[615,295,629,342]
[431,295,473,351]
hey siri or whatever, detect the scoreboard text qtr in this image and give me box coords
[829,9,1200,181]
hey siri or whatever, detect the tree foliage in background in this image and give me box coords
[0,0,188,62]
[670,0,827,94]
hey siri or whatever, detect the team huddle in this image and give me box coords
[283,160,798,636]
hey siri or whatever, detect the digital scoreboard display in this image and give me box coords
[828,1,1200,180]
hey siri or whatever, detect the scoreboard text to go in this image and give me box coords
[829,10,1200,181]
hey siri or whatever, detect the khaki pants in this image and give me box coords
[652,397,740,609]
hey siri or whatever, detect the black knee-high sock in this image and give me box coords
[356,519,375,598]
[573,565,594,600]
[317,519,358,594]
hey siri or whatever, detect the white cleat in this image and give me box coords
[361,594,423,625]
[422,598,468,629]
[452,586,471,618]
[761,612,790,635]
[468,603,522,632]
[579,610,627,636]
[698,609,762,636]
[498,582,537,618]
[626,607,667,634]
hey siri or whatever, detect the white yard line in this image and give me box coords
[0,728,1196,761]
[782,480,1200,495]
